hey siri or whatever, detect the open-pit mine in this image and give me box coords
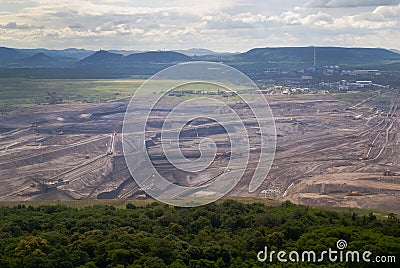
[1,89,400,211]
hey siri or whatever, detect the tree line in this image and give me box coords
[0,200,399,267]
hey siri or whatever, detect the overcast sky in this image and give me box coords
[1,0,400,51]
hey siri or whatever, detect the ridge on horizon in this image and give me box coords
[0,46,399,78]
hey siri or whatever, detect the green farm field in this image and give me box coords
[0,79,146,112]
[0,79,245,113]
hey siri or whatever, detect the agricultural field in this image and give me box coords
[0,79,144,113]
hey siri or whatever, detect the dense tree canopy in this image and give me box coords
[0,200,399,267]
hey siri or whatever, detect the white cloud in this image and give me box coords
[269,10,302,25]
[203,12,269,29]
[0,0,399,51]
[270,4,400,30]
[305,0,400,8]
[0,22,39,29]
[269,11,333,27]
[371,4,400,19]
[303,12,333,26]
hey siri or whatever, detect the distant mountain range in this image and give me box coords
[76,50,191,67]
[0,47,25,60]
[17,48,94,59]
[0,47,228,61]
[0,47,219,68]
[0,46,400,78]
[173,48,231,56]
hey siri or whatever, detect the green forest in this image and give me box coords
[0,200,399,268]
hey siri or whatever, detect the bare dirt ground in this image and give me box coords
[264,90,400,211]
[0,90,399,211]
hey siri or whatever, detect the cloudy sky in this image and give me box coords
[1,0,400,51]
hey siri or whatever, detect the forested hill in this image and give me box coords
[0,200,399,267]
[226,47,400,69]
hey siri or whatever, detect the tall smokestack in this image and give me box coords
[313,46,317,67]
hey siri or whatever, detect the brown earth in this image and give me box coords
[0,90,399,211]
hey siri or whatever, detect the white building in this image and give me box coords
[355,81,373,88]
